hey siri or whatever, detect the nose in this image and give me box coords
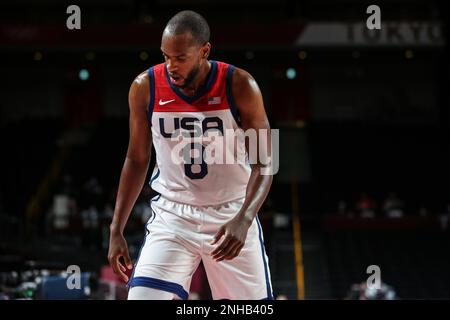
[166,58,178,73]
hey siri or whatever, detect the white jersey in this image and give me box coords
[147,60,251,206]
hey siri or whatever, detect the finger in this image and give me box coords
[121,274,129,283]
[211,227,225,245]
[216,241,241,261]
[114,255,129,283]
[110,256,120,275]
[211,236,232,258]
[123,250,133,270]
[226,242,243,260]
[111,256,126,282]
[211,234,232,256]
[212,237,237,260]
[225,243,244,260]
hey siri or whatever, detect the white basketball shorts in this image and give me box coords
[127,194,274,300]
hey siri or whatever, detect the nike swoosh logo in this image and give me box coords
[159,99,175,105]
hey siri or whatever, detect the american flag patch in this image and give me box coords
[208,96,221,105]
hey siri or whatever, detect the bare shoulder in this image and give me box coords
[129,70,150,112]
[231,66,261,99]
[133,70,150,87]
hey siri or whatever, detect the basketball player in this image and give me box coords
[108,10,274,300]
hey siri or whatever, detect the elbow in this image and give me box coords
[125,154,150,167]
[252,163,274,184]
[266,173,273,187]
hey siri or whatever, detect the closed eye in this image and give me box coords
[162,52,186,62]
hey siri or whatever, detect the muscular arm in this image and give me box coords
[211,67,273,261]
[108,72,152,282]
[232,67,273,224]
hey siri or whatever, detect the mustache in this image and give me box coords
[179,67,199,89]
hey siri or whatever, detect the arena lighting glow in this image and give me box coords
[286,68,296,80]
[143,14,153,24]
[405,49,414,59]
[33,52,42,61]
[85,52,95,61]
[298,51,307,60]
[296,120,305,128]
[79,69,90,81]
[140,51,149,61]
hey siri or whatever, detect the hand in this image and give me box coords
[210,216,252,262]
[108,231,133,283]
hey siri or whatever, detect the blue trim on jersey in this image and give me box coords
[129,276,189,300]
[226,64,241,126]
[127,237,147,288]
[149,168,160,189]
[256,217,274,300]
[147,67,155,126]
[148,194,160,225]
[127,195,161,287]
[164,60,218,104]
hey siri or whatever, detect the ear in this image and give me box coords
[202,42,211,59]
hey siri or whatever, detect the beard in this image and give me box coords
[178,64,200,89]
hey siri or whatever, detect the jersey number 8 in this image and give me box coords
[183,142,208,179]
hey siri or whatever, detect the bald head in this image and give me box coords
[163,10,210,46]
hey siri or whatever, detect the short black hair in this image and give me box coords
[164,10,210,45]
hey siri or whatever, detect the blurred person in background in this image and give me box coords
[355,192,376,218]
[345,281,397,300]
[383,192,405,218]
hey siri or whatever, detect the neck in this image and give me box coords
[182,60,211,96]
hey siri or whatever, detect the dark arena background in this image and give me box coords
[1,0,450,303]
